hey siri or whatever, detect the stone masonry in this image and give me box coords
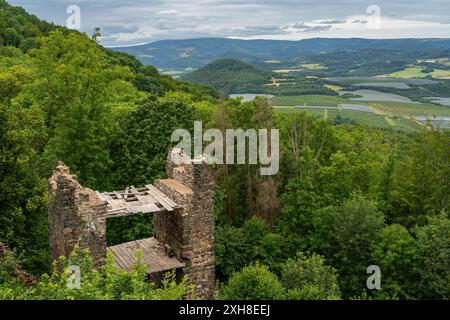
[48,162,107,269]
[154,149,216,299]
[48,150,216,299]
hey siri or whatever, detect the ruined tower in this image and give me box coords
[154,149,216,299]
[48,149,215,299]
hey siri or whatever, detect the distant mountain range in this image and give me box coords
[112,38,450,71]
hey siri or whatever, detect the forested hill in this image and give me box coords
[0,0,216,98]
[183,59,272,94]
[0,0,58,50]
[113,37,450,69]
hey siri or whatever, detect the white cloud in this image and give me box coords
[7,0,450,46]
[233,16,450,40]
[157,9,178,15]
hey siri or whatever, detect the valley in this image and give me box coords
[181,57,450,132]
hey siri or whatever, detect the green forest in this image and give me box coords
[0,0,449,300]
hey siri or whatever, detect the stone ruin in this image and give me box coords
[47,149,215,299]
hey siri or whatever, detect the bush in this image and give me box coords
[281,252,340,300]
[221,263,284,300]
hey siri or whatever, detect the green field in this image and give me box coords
[301,63,327,70]
[385,66,450,79]
[369,101,450,116]
[386,67,428,78]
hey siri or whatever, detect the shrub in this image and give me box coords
[221,263,284,300]
[281,252,340,300]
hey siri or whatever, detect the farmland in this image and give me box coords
[271,93,450,132]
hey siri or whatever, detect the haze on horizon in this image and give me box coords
[8,0,450,47]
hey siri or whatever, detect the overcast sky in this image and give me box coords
[9,0,450,47]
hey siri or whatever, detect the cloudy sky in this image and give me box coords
[9,0,450,47]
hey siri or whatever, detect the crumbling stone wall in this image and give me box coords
[154,150,216,299]
[48,163,107,268]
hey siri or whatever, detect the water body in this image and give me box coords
[425,97,450,106]
[413,116,450,129]
[339,90,417,103]
[229,94,275,102]
[294,104,374,113]
[355,82,411,89]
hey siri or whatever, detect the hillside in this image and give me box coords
[0,0,59,50]
[183,59,272,94]
[112,37,450,72]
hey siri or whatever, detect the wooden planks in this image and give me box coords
[107,237,185,273]
[100,184,180,218]
[145,184,179,211]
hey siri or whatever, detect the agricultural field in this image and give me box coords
[324,84,343,91]
[431,69,450,79]
[271,94,348,107]
[301,63,327,70]
[353,82,411,89]
[273,106,419,131]
[386,66,428,78]
[368,101,450,116]
[272,94,450,132]
[385,66,450,79]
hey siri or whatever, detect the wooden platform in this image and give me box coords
[107,237,185,274]
[97,184,180,218]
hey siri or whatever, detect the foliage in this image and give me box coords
[371,224,418,299]
[110,93,198,189]
[332,193,385,298]
[0,246,192,300]
[388,128,449,225]
[221,263,284,300]
[106,214,154,246]
[183,59,271,94]
[215,217,292,280]
[0,102,49,274]
[281,252,341,300]
[413,213,450,299]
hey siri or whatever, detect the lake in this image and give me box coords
[425,97,450,106]
[229,94,275,102]
[294,104,374,113]
[413,116,450,129]
[339,90,417,103]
